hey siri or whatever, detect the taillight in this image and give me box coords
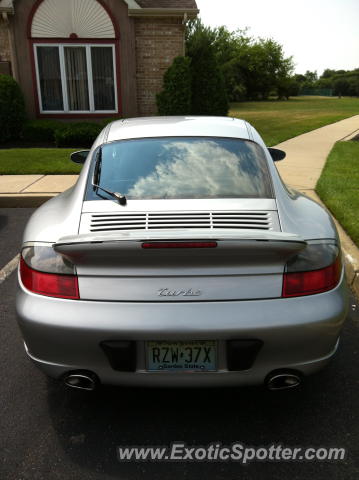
[282,243,342,297]
[19,246,79,300]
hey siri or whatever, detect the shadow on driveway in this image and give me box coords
[45,308,359,479]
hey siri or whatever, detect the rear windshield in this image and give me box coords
[86,137,273,200]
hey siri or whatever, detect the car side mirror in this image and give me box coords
[268,148,286,161]
[71,150,90,164]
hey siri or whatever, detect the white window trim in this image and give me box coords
[34,43,118,114]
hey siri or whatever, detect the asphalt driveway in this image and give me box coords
[0,208,358,480]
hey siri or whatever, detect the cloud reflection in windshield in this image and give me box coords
[127,140,268,199]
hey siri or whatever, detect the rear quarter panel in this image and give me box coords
[249,125,338,241]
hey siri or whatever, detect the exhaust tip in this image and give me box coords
[266,371,301,391]
[63,371,98,391]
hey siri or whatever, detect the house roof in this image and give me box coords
[0,0,198,16]
[136,0,198,8]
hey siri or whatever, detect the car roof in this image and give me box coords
[106,116,251,143]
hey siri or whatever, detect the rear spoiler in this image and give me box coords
[54,229,307,260]
[55,229,305,245]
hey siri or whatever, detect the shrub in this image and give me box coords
[0,75,26,143]
[22,119,65,143]
[187,30,229,116]
[54,122,102,148]
[99,117,121,128]
[23,118,119,145]
[156,56,192,115]
[191,48,228,115]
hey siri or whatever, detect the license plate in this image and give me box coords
[147,340,217,372]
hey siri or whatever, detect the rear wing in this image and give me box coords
[53,229,306,265]
[55,229,305,246]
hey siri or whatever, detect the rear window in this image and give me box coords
[86,137,273,200]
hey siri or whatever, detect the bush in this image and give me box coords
[191,48,228,115]
[22,119,65,143]
[54,122,102,147]
[156,56,192,115]
[0,75,26,143]
[187,29,229,116]
[99,117,121,128]
[23,118,119,145]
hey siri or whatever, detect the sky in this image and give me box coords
[195,0,359,75]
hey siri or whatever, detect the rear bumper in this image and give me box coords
[24,340,340,388]
[16,272,349,387]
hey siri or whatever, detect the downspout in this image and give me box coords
[7,15,18,80]
[1,10,18,80]
[182,12,187,56]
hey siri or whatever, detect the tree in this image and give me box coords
[321,69,336,79]
[221,58,247,101]
[293,67,359,96]
[333,78,350,97]
[277,77,300,99]
[347,77,359,96]
[304,70,318,84]
[186,20,229,115]
[316,77,333,89]
[156,56,192,115]
[184,19,296,104]
[209,25,251,66]
[234,39,294,100]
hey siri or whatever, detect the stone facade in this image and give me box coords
[0,19,11,62]
[135,16,185,116]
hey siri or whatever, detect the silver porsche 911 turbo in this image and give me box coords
[16,116,348,391]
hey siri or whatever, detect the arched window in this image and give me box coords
[30,0,119,115]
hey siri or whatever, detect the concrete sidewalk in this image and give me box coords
[0,115,358,294]
[0,174,78,207]
[275,114,359,191]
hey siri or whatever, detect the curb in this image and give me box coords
[0,194,55,208]
[344,252,359,298]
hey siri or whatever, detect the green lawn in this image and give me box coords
[230,96,359,146]
[0,148,82,174]
[316,140,359,246]
[0,96,358,174]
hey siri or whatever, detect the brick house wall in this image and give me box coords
[135,16,184,116]
[0,0,197,118]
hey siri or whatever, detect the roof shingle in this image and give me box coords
[136,0,198,9]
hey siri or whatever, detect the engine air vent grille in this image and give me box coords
[88,211,278,232]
